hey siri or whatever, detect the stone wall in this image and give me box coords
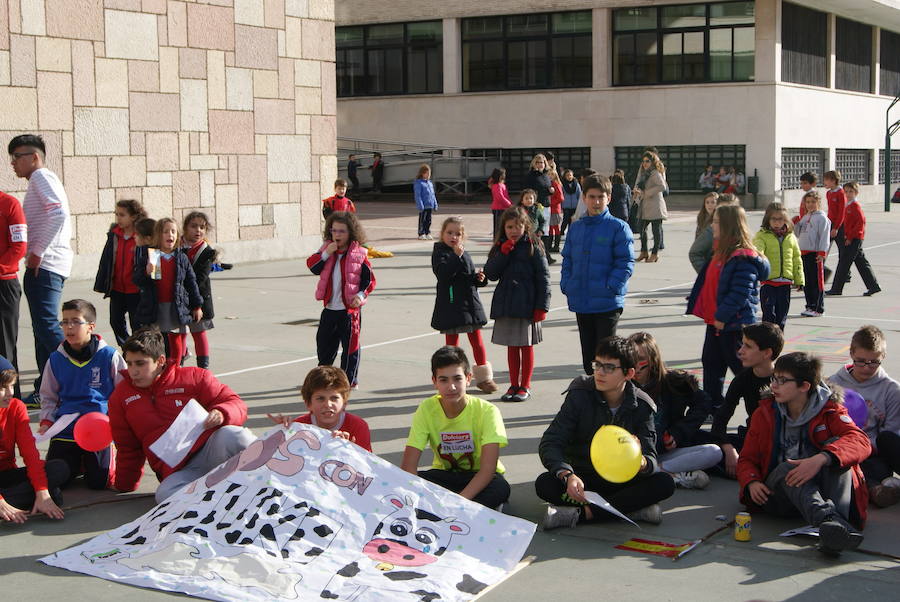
[0,0,336,278]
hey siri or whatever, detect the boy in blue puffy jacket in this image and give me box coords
[561,175,635,375]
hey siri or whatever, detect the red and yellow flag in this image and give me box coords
[615,538,691,558]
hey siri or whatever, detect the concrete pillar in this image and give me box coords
[754,0,779,83]
[593,8,610,89]
[443,18,460,94]
[827,13,836,89]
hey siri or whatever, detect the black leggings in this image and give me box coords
[861,431,900,483]
[0,459,68,509]
[534,470,675,518]
[419,469,510,508]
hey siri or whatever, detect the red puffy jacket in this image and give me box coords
[108,361,248,491]
[737,392,871,527]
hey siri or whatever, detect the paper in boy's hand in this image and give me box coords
[148,248,161,280]
[33,413,79,443]
[149,400,209,468]
[584,490,639,527]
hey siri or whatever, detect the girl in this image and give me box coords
[753,202,803,331]
[560,168,581,236]
[93,199,147,347]
[795,190,831,317]
[489,167,512,239]
[307,212,376,388]
[634,151,668,262]
[695,191,719,238]
[547,170,564,252]
[689,192,732,273]
[133,218,204,364]
[686,204,769,410]
[484,206,550,402]
[431,217,497,393]
[627,332,722,489]
[524,154,554,263]
[414,164,438,240]
[181,212,217,369]
[517,189,550,263]
[609,169,631,223]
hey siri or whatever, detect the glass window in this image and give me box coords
[710,1,754,25]
[336,27,363,48]
[662,4,705,28]
[781,2,827,87]
[882,29,900,97]
[835,17,872,93]
[462,17,503,40]
[463,41,504,92]
[614,7,657,31]
[407,21,442,43]
[616,145,746,192]
[507,14,548,36]
[367,23,404,46]
[635,33,659,84]
[781,148,826,190]
[709,28,732,80]
[836,149,871,185]
[552,36,592,88]
[733,26,755,81]
[553,11,592,34]
[878,149,900,184]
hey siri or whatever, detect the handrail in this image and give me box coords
[337,136,468,151]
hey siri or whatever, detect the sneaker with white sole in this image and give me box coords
[672,470,710,489]
[542,505,580,531]
[800,309,821,317]
[626,503,662,525]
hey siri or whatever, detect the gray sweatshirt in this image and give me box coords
[796,209,830,253]
[829,365,900,450]
[776,382,831,461]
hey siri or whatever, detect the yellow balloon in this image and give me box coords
[590,425,642,483]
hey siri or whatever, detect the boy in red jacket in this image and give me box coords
[737,352,871,557]
[826,180,881,297]
[0,191,26,400]
[108,328,254,503]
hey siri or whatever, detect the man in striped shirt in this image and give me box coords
[8,134,73,407]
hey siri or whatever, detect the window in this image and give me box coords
[781,2,827,87]
[881,29,900,97]
[879,150,900,184]
[336,21,442,97]
[612,2,754,86]
[615,145,745,191]
[835,18,872,93]
[834,149,871,185]
[465,147,591,191]
[781,148,826,190]
[462,11,592,92]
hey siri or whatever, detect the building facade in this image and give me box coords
[335,0,900,207]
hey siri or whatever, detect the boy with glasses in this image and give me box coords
[737,352,870,557]
[38,299,125,490]
[828,325,900,507]
[536,336,675,530]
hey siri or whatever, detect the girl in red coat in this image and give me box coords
[737,351,871,557]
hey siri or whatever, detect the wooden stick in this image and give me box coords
[673,520,735,561]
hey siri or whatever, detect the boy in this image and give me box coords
[822,170,846,283]
[267,365,372,452]
[561,175,635,376]
[108,327,254,503]
[826,181,881,296]
[347,154,360,196]
[710,322,784,477]
[368,152,384,193]
[738,352,870,556]
[828,326,900,507]
[322,178,356,219]
[38,299,125,489]
[401,346,510,509]
[537,336,675,529]
[0,190,26,400]
[1,355,67,523]
[792,171,818,225]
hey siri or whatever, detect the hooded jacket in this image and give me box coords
[637,370,713,453]
[430,241,487,332]
[686,249,770,332]
[828,364,900,450]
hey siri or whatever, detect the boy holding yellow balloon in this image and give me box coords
[536,336,675,529]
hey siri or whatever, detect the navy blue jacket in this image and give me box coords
[560,209,634,314]
[636,371,714,453]
[187,242,217,320]
[610,183,631,222]
[431,242,487,332]
[483,236,550,320]
[686,249,769,332]
[133,247,204,327]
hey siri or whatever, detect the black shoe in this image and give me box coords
[863,288,882,297]
[818,517,863,556]
[825,289,841,296]
[547,256,557,265]
[511,387,531,402]
[500,386,517,402]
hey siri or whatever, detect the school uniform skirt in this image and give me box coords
[491,317,542,347]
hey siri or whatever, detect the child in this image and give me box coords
[131,217,156,330]
[627,332,721,489]
[695,191,719,239]
[38,299,125,489]
[686,204,769,410]
[0,355,67,523]
[431,217,497,394]
[346,155,360,196]
[828,326,900,507]
[547,170,564,252]
[414,164,438,240]
[561,175,634,376]
[822,170,846,283]
[322,178,356,219]
[489,167,512,239]
[791,171,818,225]
[133,217,204,364]
[689,192,735,273]
[93,199,147,347]
[826,181,881,296]
[795,190,831,317]
[537,336,675,529]
[737,352,870,557]
[609,169,631,223]
[560,168,581,237]
[517,188,552,264]
[368,152,384,193]
[401,346,510,508]
[181,212,217,369]
[699,165,716,193]
[307,212,376,388]
[710,322,783,477]
[109,327,253,502]
[753,202,803,331]
[484,207,550,402]
[268,365,372,452]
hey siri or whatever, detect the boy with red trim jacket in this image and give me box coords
[737,351,871,557]
[0,191,26,400]
[108,328,254,503]
[826,180,880,297]
[322,178,356,218]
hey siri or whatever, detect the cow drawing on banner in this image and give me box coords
[321,494,488,601]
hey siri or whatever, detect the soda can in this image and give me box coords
[734,511,752,541]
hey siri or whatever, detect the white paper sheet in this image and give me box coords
[33,413,80,443]
[148,399,208,468]
[780,525,819,537]
[584,490,639,527]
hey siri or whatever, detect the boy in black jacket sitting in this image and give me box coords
[536,336,675,529]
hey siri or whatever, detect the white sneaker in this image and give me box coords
[626,503,662,524]
[542,505,580,530]
[800,309,816,317]
[672,470,710,489]
[426,234,434,240]
[417,234,427,240]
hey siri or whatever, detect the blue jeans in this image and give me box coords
[23,268,65,391]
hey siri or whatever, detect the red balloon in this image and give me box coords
[73,412,112,452]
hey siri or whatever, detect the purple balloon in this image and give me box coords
[843,388,868,428]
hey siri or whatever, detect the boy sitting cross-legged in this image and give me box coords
[737,352,871,557]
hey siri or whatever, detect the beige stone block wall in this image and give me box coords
[2,0,336,278]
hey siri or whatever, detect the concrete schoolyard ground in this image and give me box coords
[2,199,899,601]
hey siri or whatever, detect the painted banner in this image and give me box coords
[41,424,536,601]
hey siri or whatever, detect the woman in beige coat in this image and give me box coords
[634,151,668,262]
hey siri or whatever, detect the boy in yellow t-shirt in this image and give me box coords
[401,346,510,509]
